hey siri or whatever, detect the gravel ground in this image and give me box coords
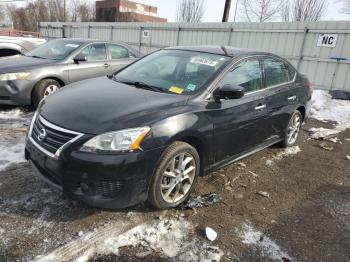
[0,105,349,262]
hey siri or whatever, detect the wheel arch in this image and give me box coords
[166,131,208,175]
[296,105,306,121]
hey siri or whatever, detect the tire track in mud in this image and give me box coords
[34,214,145,262]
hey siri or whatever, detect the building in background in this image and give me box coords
[96,0,167,22]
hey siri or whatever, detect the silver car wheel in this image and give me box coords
[287,113,301,145]
[43,84,59,98]
[161,153,196,203]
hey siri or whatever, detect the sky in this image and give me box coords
[129,0,350,22]
[1,0,349,22]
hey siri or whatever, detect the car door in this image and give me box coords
[262,57,297,137]
[209,58,270,164]
[68,43,110,83]
[106,44,136,74]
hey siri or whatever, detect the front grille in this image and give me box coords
[69,180,124,198]
[31,116,79,154]
[95,180,124,198]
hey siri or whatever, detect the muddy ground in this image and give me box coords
[0,110,349,261]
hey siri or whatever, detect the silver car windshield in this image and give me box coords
[27,40,82,60]
[114,49,230,94]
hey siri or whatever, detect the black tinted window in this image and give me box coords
[108,44,130,59]
[264,58,290,87]
[221,59,262,93]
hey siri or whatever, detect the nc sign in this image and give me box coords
[317,34,338,48]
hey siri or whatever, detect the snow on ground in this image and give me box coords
[238,222,294,261]
[0,108,32,171]
[37,218,223,262]
[309,90,350,138]
[266,146,301,166]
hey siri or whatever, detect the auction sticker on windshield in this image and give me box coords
[169,86,184,94]
[190,57,218,67]
[186,84,197,91]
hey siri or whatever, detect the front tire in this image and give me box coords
[32,79,60,108]
[148,141,200,209]
[281,111,302,147]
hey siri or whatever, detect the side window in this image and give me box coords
[287,65,296,81]
[263,58,290,87]
[78,43,107,61]
[108,44,130,59]
[221,59,262,93]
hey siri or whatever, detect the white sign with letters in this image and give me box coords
[317,34,338,48]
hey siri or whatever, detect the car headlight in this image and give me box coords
[80,127,151,153]
[0,72,31,81]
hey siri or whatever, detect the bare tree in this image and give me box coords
[338,0,350,14]
[281,0,291,22]
[176,0,205,22]
[240,0,282,22]
[292,0,327,21]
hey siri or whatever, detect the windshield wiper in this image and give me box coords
[28,55,46,59]
[116,79,166,93]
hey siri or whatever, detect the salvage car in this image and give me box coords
[0,38,141,107]
[25,46,312,209]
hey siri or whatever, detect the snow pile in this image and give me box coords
[0,108,32,171]
[239,222,293,261]
[309,90,350,138]
[77,219,223,262]
[266,146,301,166]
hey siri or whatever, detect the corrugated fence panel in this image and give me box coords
[39,21,350,91]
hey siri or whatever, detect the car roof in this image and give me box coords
[166,45,272,58]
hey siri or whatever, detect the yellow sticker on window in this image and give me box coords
[169,86,184,94]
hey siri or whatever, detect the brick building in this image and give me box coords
[96,0,167,22]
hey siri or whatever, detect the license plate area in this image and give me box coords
[27,140,47,167]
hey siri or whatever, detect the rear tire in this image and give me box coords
[148,141,200,209]
[281,111,302,147]
[32,79,60,109]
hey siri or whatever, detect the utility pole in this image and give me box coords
[64,0,66,22]
[222,0,232,22]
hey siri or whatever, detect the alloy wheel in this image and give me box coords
[287,113,301,145]
[160,152,196,203]
[43,84,59,98]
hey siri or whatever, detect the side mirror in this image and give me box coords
[73,55,87,63]
[214,84,245,100]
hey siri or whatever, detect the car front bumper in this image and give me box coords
[25,136,164,209]
[0,79,34,105]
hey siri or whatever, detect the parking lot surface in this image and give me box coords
[0,91,349,261]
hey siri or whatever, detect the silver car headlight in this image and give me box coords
[80,127,151,153]
[0,72,30,81]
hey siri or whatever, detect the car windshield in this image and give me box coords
[114,49,230,94]
[27,40,82,60]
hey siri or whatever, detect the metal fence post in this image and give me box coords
[138,26,143,52]
[176,26,181,46]
[87,25,91,38]
[297,27,309,70]
[227,26,233,46]
[62,25,65,38]
[110,25,114,40]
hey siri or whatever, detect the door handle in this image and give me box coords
[103,63,110,68]
[254,104,266,110]
[288,95,296,101]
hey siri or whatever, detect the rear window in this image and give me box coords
[263,58,290,87]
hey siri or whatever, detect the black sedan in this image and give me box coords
[25,46,312,209]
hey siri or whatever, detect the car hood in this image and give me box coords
[0,56,56,73]
[39,77,189,134]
